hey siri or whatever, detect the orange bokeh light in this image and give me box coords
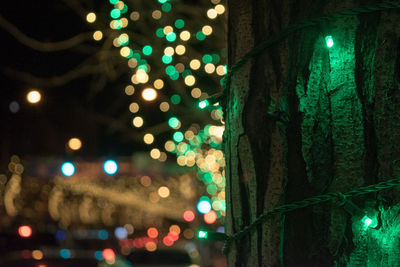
[204,210,217,224]
[183,210,195,222]
[147,227,158,238]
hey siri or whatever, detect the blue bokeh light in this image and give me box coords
[60,249,71,259]
[114,227,128,240]
[103,160,118,175]
[56,230,66,241]
[98,229,109,240]
[61,162,75,177]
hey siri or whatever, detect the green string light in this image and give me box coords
[198,230,208,239]
[198,100,209,109]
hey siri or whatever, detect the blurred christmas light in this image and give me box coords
[198,230,207,239]
[61,162,75,177]
[102,249,115,261]
[325,35,334,48]
[60,249,71,259]
[18,225,32,238]
[86,12,96,23]
[26,90,41,104]
[103,160,118,175]
[147,227,158,238]
[198,100,209,109]
[68,137,82,150]
[98,230,109,240]
[142,88,157,101]
[183,210,195,222]
[9,101,20,113]
[197,199,212,214]
[114,227,128,239]
[204,210,217,224]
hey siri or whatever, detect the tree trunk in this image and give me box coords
[225,0,400,266]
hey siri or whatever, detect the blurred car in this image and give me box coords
[127,249,199,267]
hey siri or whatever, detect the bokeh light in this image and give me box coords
[158,186,170,198]
[197,199,212,214]
[68,137,82,150]
[183,210,195,222]
[86,12,96,23]
[204,210,217,224]
[147,227,158,238]
[61,162,75,177]
[142,88,158,101]
[26,90,41,104]
[103,160,118,175]
[18,225,32,238]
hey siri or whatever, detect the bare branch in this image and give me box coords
[0,14,93,52]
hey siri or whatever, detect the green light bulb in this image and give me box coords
[198,230,208,239]
[325,35,334,48]
[362,215,372,227]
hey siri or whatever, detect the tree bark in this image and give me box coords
[225,0,400,266]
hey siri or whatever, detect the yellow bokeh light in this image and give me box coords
[211,0,221,3]
[121,18,128,28]
[32,250,43,260]
[216,65,226,76]
[164,46,174,56]
[189,59,201,70]
[136,69,149,83]
[140,176,152,187]
[131,74,139,84]
[184,75,196,86]
[154,79,164,89]
[207,9,218,19]
[143,133,154,144]
[169,225,181,234]
[93,30,103,41]
[215,4,225,14]
[120,47,131,57]
[152,10,162,20]
[177,156,186,166]
[175,63,185,73]
[129,102,139,113]
[112,37,121,47]
[86,12,96,23]
[132,116,144,128]
[159,152,167,162]
[128,58,138,68]
[26,90,41,104]
[191,88,202,98]
[130,11,140,21]
[164,140,175,152]
[175,45,186,55]
[142,88,157,101]
[68,138,82,150]
[204,63,215,74]
[158,186,170,198]
[163,26,173,35]
[202,25,213,36]
[125,85,135,95]
[179,31,191,41]
[159,102,170,112]
[150,148,161,159]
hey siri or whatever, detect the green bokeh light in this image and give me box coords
[156,28,165,38]
[196,31,206,41]
[121,4,128,14]
[211,54,220,64]
[169,72,179,80]
[158,0,168,3]
[174,19,185,29]
[171,94,181,104]
[110,9,121,19]
[166,32,177,42]
[202,54,212,64]
[162,55,173,64]
[173,131,184,142]
[142,45,153,56]
[162,3,172,12]
[165,65,176,75]
[198,230,207,239]
[109,0,118,4]
[168,117,180,128]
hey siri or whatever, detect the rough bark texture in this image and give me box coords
[225,0,400,266]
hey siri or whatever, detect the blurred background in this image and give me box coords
[0,0,227,266]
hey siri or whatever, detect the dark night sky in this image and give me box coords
[0,1,147,161]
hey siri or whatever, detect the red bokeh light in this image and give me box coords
[183,210,195,222]
[147,227,158,238]
[162,236,174,246]
[18,225,32,238]
[102,248,115,261]
[204,210,217,224]
[168,232,179,241]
